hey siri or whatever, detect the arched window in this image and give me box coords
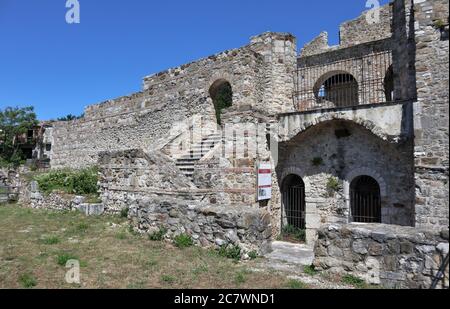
[281,175,306,234]
[209,79,232,125]
[314,72,359,108]
[384,65,394,102]
[350,176,381,223]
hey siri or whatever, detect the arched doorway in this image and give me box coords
[314,72,359,108]
[281,175,306,241]
[209,79,232,125]
[350,175,381,223]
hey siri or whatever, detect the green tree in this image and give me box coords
[0,106,38,167]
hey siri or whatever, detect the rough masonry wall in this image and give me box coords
[314,223,449,289]
[339,3,393,48]
[51,42,266,169]
[412,0,449,230]
[50,32,298,170]
[300,3,392,57]
[277,120,415,243]
[98,149,196,213]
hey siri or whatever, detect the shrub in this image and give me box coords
[120,207,129,218]
[342,274,367,289]
[218,245,241,261]
[312,157,324,166]
[326,177,341,196]
[35,167,98,195]
[174,234,194,248]
[282,225,306,242]
[149,227,167,241]
[303,265,318,276]
[248,251,258,260]
[19,273,37,288]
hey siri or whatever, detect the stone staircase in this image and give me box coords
[175,133,222,180]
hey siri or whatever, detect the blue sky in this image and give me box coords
[0,0,390,120]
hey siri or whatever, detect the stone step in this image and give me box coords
[264,241,315,266]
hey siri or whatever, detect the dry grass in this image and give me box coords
[0,204,296,289]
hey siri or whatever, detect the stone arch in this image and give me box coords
[343,168,387,223]
[278,166,317,246]
[313,70,359,107]
[284,115,392,143]
[208,79,233,125]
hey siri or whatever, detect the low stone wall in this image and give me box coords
[129,197,273,257]
[313,223,449,289]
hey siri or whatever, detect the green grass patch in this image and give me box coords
[218,245,241,261]
[41,235,60,245]
[342,274,367,289]
[234,271,248,285]
[56,253,79,266]
[173,234,194,248]
[149,227,167,241]
[303,265,319,276]
[286,279,308,289]
[19,273,37,288]
[161,275,176,284]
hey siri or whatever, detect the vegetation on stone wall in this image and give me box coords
[0,106,38,167]
[34,167,98,196]
[212,82,233,125]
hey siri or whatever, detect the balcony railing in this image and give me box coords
[295,50,393,112]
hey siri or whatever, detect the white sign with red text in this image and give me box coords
[257,163,272,201]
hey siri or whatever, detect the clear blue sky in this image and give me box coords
[0,0,390,120]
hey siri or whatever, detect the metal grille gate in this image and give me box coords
[350,176,381,223]
[282,176,306,230]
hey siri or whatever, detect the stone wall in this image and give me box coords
[412,0,449,230]
[129,198,273,257]
[339,3,393,48]
[300,3,392,57]
[277,119,415,244]
[50,32,297,169]
[314,223,449,289]
[98,149,197,213]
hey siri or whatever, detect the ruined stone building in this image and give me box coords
[32,0,448,288]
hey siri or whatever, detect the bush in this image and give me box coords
[218,245,241,261]
[149,227,167,241]
[173,234,194,248]
[312,157,324,166]
[303,265,318,276]
[35,167,98,195]
[120,207,129,218]
[326,176,341,196]
[248,251,258,260]
[342,274,367,289]
[19,273,37,288]
[282,225,306,242]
